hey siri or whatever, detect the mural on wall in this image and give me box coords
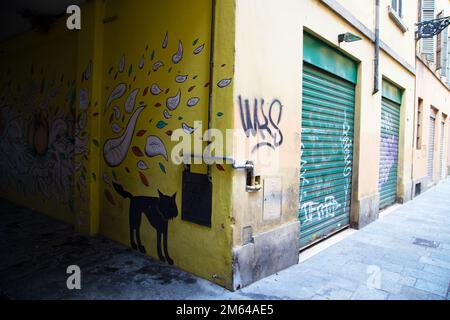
[0,65,76,211]
[113,182,178,265]
[75,61,93,209]
[100,26,232,264]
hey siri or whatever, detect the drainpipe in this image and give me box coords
[373,0,380,94]
[206,0,217,180]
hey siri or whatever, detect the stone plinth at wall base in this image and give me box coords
[231,221,299,291]
[398,182,413,204]
[351,194,379,230]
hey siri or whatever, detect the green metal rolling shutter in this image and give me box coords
[378,98,401,210]
[299,64,355,248]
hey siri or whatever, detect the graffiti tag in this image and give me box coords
[238,95,283,153]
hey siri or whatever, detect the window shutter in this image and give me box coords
[441,28,449,78]
[421,0,436,62]
[447,34,450,86]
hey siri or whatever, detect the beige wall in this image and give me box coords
[339,0,417,66]
[414,58,450,185]
[232,0,417,248]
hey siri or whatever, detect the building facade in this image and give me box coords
[0,0,449,290]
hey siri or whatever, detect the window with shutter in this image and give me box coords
[421,0,436,62]
[441,28,449,79]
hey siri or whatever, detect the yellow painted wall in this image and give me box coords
[97,0,235,288]
[0,21,78,224]
[232,0,417,247]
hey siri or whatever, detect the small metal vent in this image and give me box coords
[413,238,440,248]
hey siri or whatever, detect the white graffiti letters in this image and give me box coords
[302,196,341,223]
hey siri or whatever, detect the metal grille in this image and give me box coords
[379,98,400,210]
[299,64,355,248]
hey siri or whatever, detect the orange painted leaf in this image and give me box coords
[132,146,144,157]
[216,164,225,172]
[136,130,147,137]
[104,189,115,205]
[139,172,149,187]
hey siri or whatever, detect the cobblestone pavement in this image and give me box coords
[1,179,450,300]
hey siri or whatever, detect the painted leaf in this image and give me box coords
[187,97,200,107]
[159,163,166,174]
[156,121,168,129]
[128,64,133,77]
[162,32,168,49]
[217,112,224,117]
[172,40,183,64]
[139,172,149,187]
[163,110,172,119]
[105,83,127,112]
[217,78,232,88]
[111,123,123,134]
[153,61,164,71]
[137,160,149,170]
[145,135,168,161]
[136,130,147,137]
[182,123,196,135]
[150,84,162,95]
[216,164,225,172]
[138,56,145,69]
[132,146,144,157]
[175,75,188,83]
[193,43,205,55]
[105,189,115,205]
[125,88,140,113]
[166,89,181,111]
[103,106,146,167]
[118,55,125,73]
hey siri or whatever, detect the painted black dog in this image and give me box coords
[113,182,178,265]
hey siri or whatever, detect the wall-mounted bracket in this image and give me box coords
[416,16,450,40]
[182,154,262,193]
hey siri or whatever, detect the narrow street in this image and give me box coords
[1,179,450,300]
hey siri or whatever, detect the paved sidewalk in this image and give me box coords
[1,180,450,300]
